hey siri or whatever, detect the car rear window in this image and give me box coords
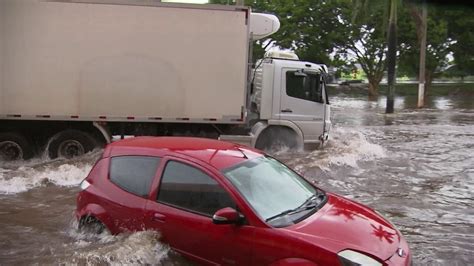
[157,160,235,216]
[109,156,160,197]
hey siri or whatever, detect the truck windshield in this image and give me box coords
[222,156,326,227]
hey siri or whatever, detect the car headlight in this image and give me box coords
[338,250,382,266]
[80,179,91,191]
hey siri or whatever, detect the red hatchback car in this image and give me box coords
[76,137,411,265]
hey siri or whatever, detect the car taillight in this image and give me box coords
[80,180,91,191]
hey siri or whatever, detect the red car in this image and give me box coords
[76,137,411,265]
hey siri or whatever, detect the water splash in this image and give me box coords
[69,230,170,265]
[0,151,101,194]
[59,216,183,265]
[285,127,386,172]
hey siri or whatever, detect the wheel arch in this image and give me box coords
[251,120,304,148]
[77,203,116,234]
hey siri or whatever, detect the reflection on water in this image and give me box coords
[0,94,473,265]
[280,93,474,265]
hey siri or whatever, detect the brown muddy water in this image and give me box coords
[0,94,473,265]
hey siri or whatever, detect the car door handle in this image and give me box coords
[281,109,293,113]
[152,212,166,222]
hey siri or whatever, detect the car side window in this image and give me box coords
[157,160,235,216]
[110,156,160,197]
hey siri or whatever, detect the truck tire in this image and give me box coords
[48,130,98,159]
[0,132,33,161]
[255,126,300,152]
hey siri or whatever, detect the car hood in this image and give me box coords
[285,193,400,261]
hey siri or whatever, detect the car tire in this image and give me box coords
[79,215,107,235]
[0,132,34,161]
[48,129,98,159]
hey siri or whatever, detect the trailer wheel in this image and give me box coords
[48,130,97,159]
[255,126,301,152]
[0,132,33,161]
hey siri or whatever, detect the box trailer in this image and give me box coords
[0,0,331,160]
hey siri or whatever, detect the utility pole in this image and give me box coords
[386,0,397,114]
[417,1,427,108]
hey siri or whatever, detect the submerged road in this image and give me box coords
[0,94,473,265]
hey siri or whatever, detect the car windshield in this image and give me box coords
[222,156,325,227]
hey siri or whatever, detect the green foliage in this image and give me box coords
[210,0,472,94]
[444,6,474,77]
[211,0,350,65]
[398,3,453,87]
[337,0,394,96]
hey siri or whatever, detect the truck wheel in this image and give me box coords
[48,130,97,159]
[0,132,33,161]
[255,126,300,152]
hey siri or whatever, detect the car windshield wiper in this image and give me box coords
[266,193,323,222]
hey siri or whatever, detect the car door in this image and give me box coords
[104,155,161,232]
[144,157,254,265]
[279,68,327,141]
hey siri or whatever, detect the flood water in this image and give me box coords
[0,93,473,265]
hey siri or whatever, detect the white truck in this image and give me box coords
[0,0,331,161]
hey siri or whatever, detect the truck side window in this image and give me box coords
[286,72,323,103]
[157,160,236,217]
[110,156,160,197]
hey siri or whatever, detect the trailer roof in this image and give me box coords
[49,0,250,12]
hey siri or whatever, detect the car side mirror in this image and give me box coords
[212,207,242,225]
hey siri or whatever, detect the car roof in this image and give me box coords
[104,137,264,170]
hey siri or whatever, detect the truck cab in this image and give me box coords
[250,51,331,150]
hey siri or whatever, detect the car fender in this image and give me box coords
[269,258,318,266]
[78,203,116,233]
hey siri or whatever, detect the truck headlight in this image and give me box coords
[338,250,382,266]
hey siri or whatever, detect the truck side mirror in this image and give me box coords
[294,70,307,77]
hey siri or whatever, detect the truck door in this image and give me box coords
[279,69,327,142]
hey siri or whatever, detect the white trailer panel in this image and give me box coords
[0,0,249,121]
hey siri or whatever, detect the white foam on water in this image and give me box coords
[290,127,386,172]
[0,163,92,194]
[70,230,170,265]
[326,127,386,167]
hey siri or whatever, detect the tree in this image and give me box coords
[338,0,391,99]
[210,0,350,65]
[398,3,453,96]
[386,0,398,113]
[444,6,474,80]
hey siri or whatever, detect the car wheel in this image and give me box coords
[48,130,98,159]
[0,132,33,161]
[79,215,107,235]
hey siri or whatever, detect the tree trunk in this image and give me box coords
[368,80,379,101]
[424,70,433,98]
[386,0,397,113]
